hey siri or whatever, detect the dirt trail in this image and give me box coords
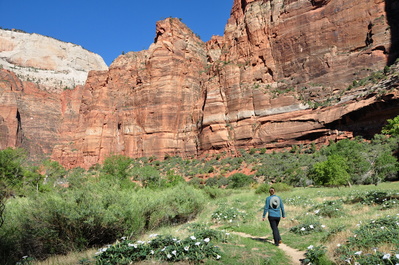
[231,232,306,265]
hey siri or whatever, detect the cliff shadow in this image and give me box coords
[385,0,399,65]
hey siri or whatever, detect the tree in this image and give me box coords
[0,148,25,188]
[0,148,26,228]
[309,155,351,186]
[131,166,161,188]
[102,155,133,181]
[382,115,399,136]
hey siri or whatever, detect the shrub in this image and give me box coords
[255,183,270,194]
[303,245,333,265]
[309,200,345,218]
[0,184,205,264]
[346,215,399,248]
[131,166,161,188]
[289,220,325,235]
[272,182,293,192]
[101,155,133,181]
[382,115,399,136]
[227,173,254,189]
[95,233,223,264]
[211,205,248,225]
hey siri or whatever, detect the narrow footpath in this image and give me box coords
[231,231,306,265]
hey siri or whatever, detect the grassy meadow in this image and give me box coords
[24,182,399,265]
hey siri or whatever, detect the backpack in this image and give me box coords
[269,196,280,209]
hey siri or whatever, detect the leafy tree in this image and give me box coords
[0,148,26,228]
[102,155,133,181]
[321,139,371,184]
[131,165,161,188]
[0,148,25,189]
[382,115,399,136]
[309,154,351,186]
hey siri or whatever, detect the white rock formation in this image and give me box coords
[0,29,108,92]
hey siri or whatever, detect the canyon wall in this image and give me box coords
[1,0,399,168]
[0,29,108,91]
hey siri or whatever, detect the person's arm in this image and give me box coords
[280,197,286,218]
[262,197,269,221]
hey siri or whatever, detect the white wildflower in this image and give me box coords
[309,225,314,229]
[216,255,221,259]
[383,253,391,260]
[301,227,306,231]
[195,242,201,246]
[184,246,190,251]
[172,250,177,256]
[354,251,362,255]
[307,245,314,250]
[190,235,196,240]
[167,253,172,259]
[204,238,210,243]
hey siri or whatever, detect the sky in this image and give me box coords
[0,0,233,65]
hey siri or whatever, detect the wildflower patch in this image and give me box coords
[95,233,226,264]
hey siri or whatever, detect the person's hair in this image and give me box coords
[269,187,276,195]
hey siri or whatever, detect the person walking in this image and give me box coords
[262,187,285,246]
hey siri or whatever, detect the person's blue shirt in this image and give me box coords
[263,195,285,218]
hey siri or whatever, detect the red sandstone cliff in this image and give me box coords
[1,0,399,168]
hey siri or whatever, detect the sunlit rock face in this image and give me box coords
[1,0,399,169]
[0,29,108,91]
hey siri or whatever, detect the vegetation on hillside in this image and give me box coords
[0,115,398,264]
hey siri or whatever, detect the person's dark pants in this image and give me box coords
[268,216,281,246]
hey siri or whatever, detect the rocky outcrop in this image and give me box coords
[1,0,399,169]
[0,29,108,91]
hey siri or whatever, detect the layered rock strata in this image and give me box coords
[1,0,398,169]
[0,29,108,91]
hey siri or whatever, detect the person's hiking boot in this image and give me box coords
[279,240,282,244]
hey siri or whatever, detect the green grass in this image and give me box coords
[28,182,399,264]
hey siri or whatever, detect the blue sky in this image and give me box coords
[0,0,233,65]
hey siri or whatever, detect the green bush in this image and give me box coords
[95,232,223,264]
[289,220,324,235]
[309,200,345,218]
[303,245,333,265]
[382,115,399,136]
[102,155,133,181]
[0,183,205,264]
[272,182,293,192]
[227,173,254,189]
[309,154,350,186]
[255,183,270,194]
